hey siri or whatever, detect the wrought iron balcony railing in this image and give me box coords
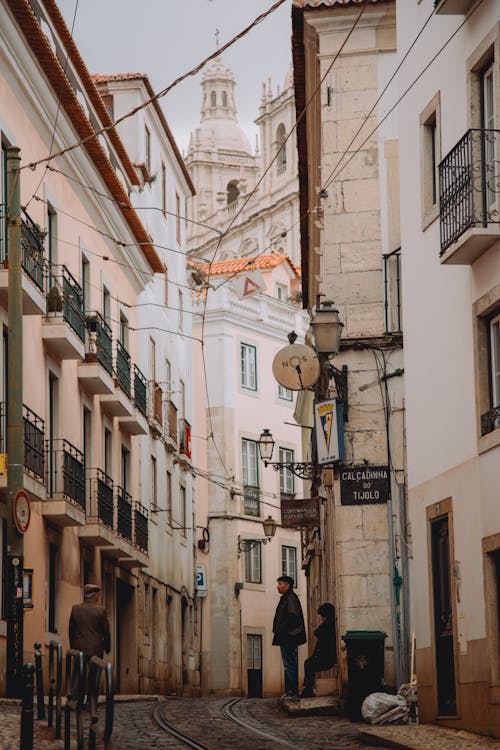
[88,468,114,528]
[0,402,45,482]
[115,341,131,397]
[116,486,133,542]
[134,502,149,552]
[21,211,45,291]
[23,405,45,481]
[46,265,85,341]
[85,312,113,376]
[243,485,260,517]
[46,439,85,509]
[133,365,147,416]
[439,128,500,254]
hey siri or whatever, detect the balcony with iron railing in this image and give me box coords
[178,418,192,460]
[43,439,86,527]
[79,468,116,546]
[167,400,177,444]
[134,502,149,553]
[116,486,133,543]
[43,265,85,359]
[118,364,148,435]
[439,129,500,263]
[77,312,114,395]
[243,485,260,517]
[101,340,136,418]
[0,402,46,499]
[0,206,46,315]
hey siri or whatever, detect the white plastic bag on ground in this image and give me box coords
[361,692,407,723]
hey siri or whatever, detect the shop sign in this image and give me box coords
[340,465,389,505]
[281,497,321,528]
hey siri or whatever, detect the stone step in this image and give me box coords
[280,695,345,716]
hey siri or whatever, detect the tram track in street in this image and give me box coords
[153,697,303,749]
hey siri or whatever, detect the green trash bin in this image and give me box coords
[342,630,387,720]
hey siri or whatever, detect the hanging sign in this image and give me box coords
[340,465,390,505]
[314,398,344,465]
[281,497,321,528]
[231,270,266,299]
[196,563,208,597]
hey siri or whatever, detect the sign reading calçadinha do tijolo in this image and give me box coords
[340,465,390,505]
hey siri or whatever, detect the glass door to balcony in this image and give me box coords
[482,63,496,216]
[491,313,500,429]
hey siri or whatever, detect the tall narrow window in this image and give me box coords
[227,181,239,208]
[119,313,128,350]
[420,93,441,224]
[491,313,500,424]
[48,374,59,496]
[81,255,90,313]
[48,542,59,633]
[104,427,112,477]
[176,193,181,244]
[279,448,295,498]
[47,205,57,270]
[482,62,495,214]
[149,337,156,384]
[166,470,172,526]
[282,545,297,583]
[83,406,92,472]
[103,286,111,325]
[180,485,186,537]
[241,343,257,391]
[244,543,262,583]
[383,249,402,334]
[161,162,167,217]
[222,91,227,107]
[164,265,169,306]
[276,123,287,174]
[1,519,6,620]
[151,456,157,511]
[242,438,259,516]
[0,144,7,263]
[178,290,184,332]
[145,125,151,174]
[211,91,217,107]
[121,445,130,492]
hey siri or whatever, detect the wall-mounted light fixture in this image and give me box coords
[237,516,278,552]
[257,428,316,480]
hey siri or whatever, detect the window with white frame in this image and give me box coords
[279,448,295,497]
[276,283,288,301]
[490,312,500,424]
[282,545,297,584]
[244,543,262,583]
[278,383,293,402]
[242,438,260,516]
[419,92,441,226]
[241,343,257,391]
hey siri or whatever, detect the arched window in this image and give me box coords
[222,91,227,107]
[227,180,240,209]
[211,91,217,107]
[276,123,287,174]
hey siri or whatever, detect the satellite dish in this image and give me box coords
[272,343,320,391]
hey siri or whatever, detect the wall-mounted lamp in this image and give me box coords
[237,516,278,552]
[257,428,316,480]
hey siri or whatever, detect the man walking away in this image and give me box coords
[300,602,337,698]
[272,575,306,700]
[69,583,111,704]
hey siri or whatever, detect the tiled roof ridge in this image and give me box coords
[92,73,146,82]
[293,0,389,6]
[189,251,300,278]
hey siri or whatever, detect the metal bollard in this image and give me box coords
[88,656,114,750]
[33,643,45,721]
[20,663,34,750]
[48,641,62,738]
[64,649,84,750]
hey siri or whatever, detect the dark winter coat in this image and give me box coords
[272,589,306,647]
[69,600,111,658]
[310,616,337,668]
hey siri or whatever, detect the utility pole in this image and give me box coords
[6,145,25,698]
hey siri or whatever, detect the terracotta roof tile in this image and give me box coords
[189,252,300,278]
[293,0,386,5]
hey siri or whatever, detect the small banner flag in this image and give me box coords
[314,398,344,465]
[231,269,266,299]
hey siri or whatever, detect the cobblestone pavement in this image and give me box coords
[1,697,500,750]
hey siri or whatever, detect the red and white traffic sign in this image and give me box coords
[14,489,31,534]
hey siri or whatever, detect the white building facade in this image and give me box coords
[398,0,500,735]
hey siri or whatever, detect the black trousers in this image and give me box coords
[303,656,334,691]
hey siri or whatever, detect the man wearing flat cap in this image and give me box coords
[69,583,111,703]
[272,575,306,700]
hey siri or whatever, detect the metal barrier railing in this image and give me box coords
[33,643,45,721]
[88,656,114,750]
[48,640,62,739]
[20,663,34,750]
[64,649,85,750]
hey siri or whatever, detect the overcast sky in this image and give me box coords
[58,0,293,153]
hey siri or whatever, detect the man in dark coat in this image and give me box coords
[69,583,111,702]
[300,602,337,698]
[272,575,306,700]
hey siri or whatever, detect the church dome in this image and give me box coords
[191,57,252,155]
